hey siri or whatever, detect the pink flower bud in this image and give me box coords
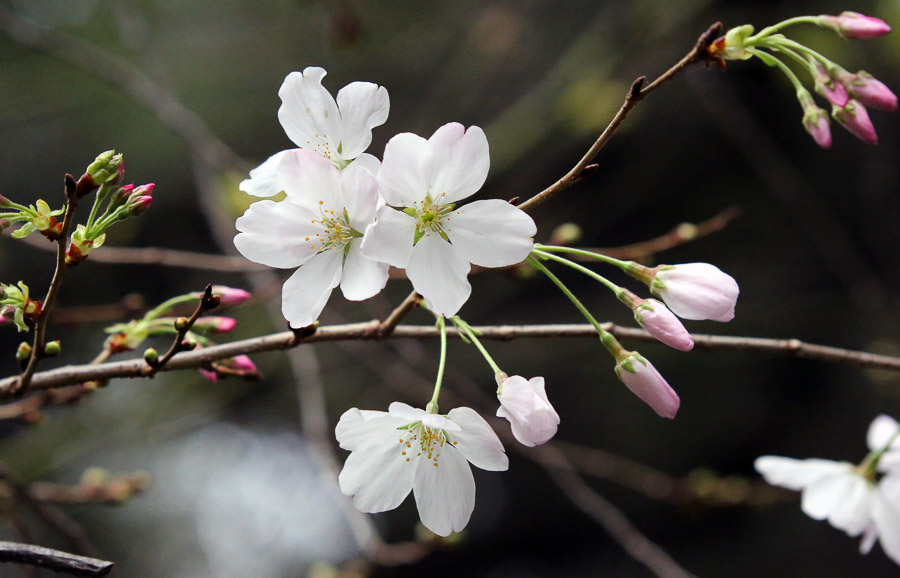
[811,62,849,107]
[191,316,237,334]
[128,196,153,216]
[132,183,155,197]
[633,299,694,351]
[615,352,680,419]
[198,368,219,382]
[496,375,560,447]
[819,12,891,39]
[834,70,898,112]
[802,106,832,149]
[650,263,739,322]
[225,355,257,374]
[833,99,879,145]
[207,286,251,307]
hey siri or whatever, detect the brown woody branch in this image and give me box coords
[0,542,112,577]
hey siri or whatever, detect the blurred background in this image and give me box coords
[0,0,899,576]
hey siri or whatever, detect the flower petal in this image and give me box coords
[360,207,416,268]
[339,165,380,232]
[281,250,343,328]
[346,152,382,177]
[378,132,433,206]
[412,445,475,536]
[341,240,390,301]
[388,402,428,422]
[278,67,341,157]
[428,123,490,204]
[497,376,559,447]
[447,407,509,471]
[336,81,390,160]
[406,234,472,318]
[234,200,321,268]
[445,199,536,267]
[801,470,872,535]
[868,414,900,452]
[335,407,398,451]
[278,148,343,212]
[754,456,851,491]
[239,149,296,197]
[874,476,900,564]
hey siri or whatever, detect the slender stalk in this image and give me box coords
[450,317,503,375]
[531,249,623,296]
[534,244,632,270]
[749,16,821,41]
[426,316,447,414]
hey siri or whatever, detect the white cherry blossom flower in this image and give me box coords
[754,414,900,565]
[496,375,560,447]
[360,122,537,317]
[240,67,389,197]
[650,262,739,322]
[234,149,389,328]
[335,402,508,537]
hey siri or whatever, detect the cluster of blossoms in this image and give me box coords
[756,415,900,565]
[711,11,896,147]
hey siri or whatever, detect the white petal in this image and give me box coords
[335,407,401,450]
[281,250,343,328]
[337,413,416,513]
[497,376,559,447]
[234,200,321,268]
[801,471,872,534]
[341,240,390,301]
[388,402,428,422]
[868,414,900,451]
[336,81,390,159]
[278,68,341,158]
[406,234,472,318]
[339,165,380,232]
[880,452,900,474]
[428,123,490,204]
[860,524,879,555]
[378,132,433,206]
[360,207,417,268]
[239,149,296,197]
[874,480,900,564]
[754,456,851,491]
[278,148,344,212]
[446,407,509,471]
[346,152,382,177]
[445,199,536,267]
[412,445,475,536]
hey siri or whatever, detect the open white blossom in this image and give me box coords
[234,149,389,328]
[240,67,389,197]
[335,402,508,537]
[755,414,900,565]
[360,122,537,317]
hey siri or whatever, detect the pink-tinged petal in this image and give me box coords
[378,133,433,206]
[278,68,341,158]
[278,149,344,212]
[615,353,680,419]
[653,263,739,322]
[446,407,509,471]
[445,199,536,267]
[406,234,472,318]
[428,123,490,204]
[412,445,475,536]
[234,200,322,268]
[346,153,382,177]
[833,100,879,145]
[633,299,694,352]
[335,407,398,451]
[819,12,892,39]
[281,250,344,328]
[336,81,390,159]
[360,207,416,268]
[868,415,900,451]
[339,165,380,231]
[496,376,559,447]
[340,240,390,301]
[337,411,416,513]
[239,149,296,197]
[755,457,851,490]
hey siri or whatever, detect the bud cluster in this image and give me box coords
[0,282,42,332]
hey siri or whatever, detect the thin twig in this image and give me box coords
[376,292,420,336]
[518,22,722,213]
[141,285,219,377]
[0,542,112,577]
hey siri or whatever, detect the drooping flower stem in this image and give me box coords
[748,16,821,40]
[745,48,806,94]
[450,316,503,376]
[530,248,624,298]
[533,243,633,270]
[426,316,448,414]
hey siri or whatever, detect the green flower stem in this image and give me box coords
[748,16,821,41]
[144,294,199,321]
[745,48,805,93]
[859,428,900,478]
[765,37,834,69]
[533,243,632,270]
[426,316,448,414]
[527,256,625,358]
[450,316,503,375]
[531,249,623,297]
[84,186,110,232]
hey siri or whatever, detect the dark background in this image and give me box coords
[0,0,898,576]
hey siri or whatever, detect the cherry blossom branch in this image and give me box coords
[0,542,113,577]
[141,285,219,377]
[14,175,80,396]
[518,21,722,213]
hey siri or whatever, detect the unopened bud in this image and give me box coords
[181,338,198,351]
[818,11,891,39]
[16,342,31,361]
[43,341,61,356]
[833,69,898,112]
[77,150,124,197]
[174,317,190,331]
[0,194,10,207]
[548,223,582,246]
[143,347,159,365]
[127,195,153,216]
[191,316,237,334]
[832,99,879,145]
[194,286,251,307]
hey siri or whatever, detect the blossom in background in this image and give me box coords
[496,375,560,447]
[234,149,389,328]
[648,263,739,322]
[755,414,900,565]
[361,123,536,317]
[614,351,680,419]
[240,67,389,197]
[335,402,508,537]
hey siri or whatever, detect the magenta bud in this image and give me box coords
[819,12,892,39]
[802,107,832,149]
[835,70,898,112]
[132,183,155,197]
[811,62,849,107]
[633,299,694,351]
[833,99,879,145]
[195,286,251,307]
[615,352,680,419]
[226,355,257,373]
[192,316,237,334]
[129,196,153,216]
[198,368,219,382]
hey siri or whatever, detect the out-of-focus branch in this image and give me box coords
[0,542,112,577]
[2,322,900,396]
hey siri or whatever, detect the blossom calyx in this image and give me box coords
[66,225,106,266]
[614,351,680,419]
[1,282,41,332]
[818,12,892,39]
[832,100,879,145]
[496,375,560,447]
[77,150,124,198]
[645,262,739,322]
